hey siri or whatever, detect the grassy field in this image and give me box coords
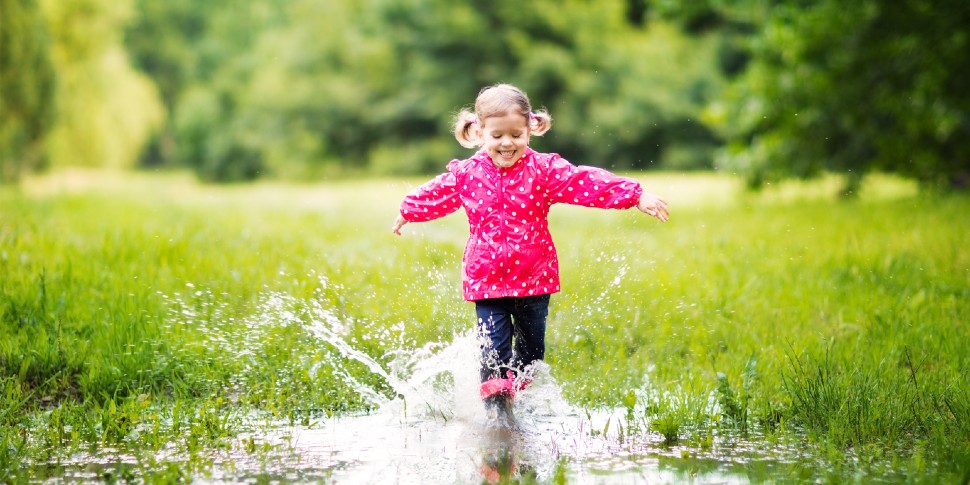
[1,169,968,482]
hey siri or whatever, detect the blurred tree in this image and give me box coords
[125,0,281,176]
[148,0,729,181]
[39,0,164,169]
[645,0,766,78]
[124,0,214,167]
[0,0,56,182]
[524,13,725,171]
[172,2,286,181]
[648,0,726,33]
[707,0,970,192]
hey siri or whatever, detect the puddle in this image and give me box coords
[26,286,907,483]
[35,390,819,484]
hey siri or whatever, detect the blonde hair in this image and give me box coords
[453,84,553,148]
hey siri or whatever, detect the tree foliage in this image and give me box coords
[126,0,728,181]
[706,0,970,192]
[5,0,967,187]
[39,0,164,170]
[0,0,55,182]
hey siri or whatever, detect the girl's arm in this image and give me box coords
[544,154,668,221]
[393,167,462,235]
[544,155,641,209]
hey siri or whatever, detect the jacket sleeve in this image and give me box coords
[399,161,463,222]
[543,154,643,209]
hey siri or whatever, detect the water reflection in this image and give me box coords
[480,424,518,483]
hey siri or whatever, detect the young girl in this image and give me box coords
[392,84,669,414]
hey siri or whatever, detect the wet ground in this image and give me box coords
[34,371,835,484]
[27,293,925,484]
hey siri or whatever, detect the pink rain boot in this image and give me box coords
[480,371,531,399]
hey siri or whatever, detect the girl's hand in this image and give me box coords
[391,215,408,235]
[637,193,669,222]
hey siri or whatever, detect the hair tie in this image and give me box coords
[529,112,538,120]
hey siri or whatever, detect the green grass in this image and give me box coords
[1,169,968,482]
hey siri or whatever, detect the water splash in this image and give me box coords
[206,286,804,483]
[241,287,483,422]
[34,279,849,483]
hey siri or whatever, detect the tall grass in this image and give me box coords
[1,169,968,481]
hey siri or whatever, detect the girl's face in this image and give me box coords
[478,110,530,169]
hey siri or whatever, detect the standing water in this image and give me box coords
[190,285,812,483]
[35,280,831,483]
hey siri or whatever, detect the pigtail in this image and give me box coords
[453,109,480,148]
[529,109,553,136]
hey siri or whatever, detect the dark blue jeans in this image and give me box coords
[475,294,551,382]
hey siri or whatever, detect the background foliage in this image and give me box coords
[0,0,55,182]
[705,0,970,193]
[2,0,969,185]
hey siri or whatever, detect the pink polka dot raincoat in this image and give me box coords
[400,148,643,301]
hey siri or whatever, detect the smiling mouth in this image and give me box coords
[499,150,516,159]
